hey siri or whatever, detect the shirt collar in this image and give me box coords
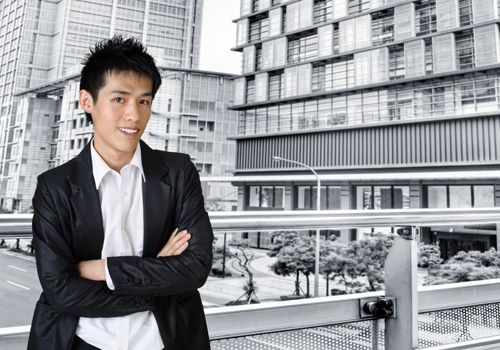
[90,140,145,189]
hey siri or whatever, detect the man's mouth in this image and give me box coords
[118,127,139,135]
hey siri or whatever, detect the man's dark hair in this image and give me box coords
[80,36,162,123]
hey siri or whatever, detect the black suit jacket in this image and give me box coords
[27,141,213,350]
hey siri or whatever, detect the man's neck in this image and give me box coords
[92,140,136,172]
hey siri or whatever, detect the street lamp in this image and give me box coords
[272,156,321,297]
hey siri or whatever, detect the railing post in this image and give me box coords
[385,226,419,350]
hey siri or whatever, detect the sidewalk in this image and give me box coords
[201,248,430,307]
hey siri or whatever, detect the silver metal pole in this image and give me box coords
[385,227,419,350]
[315,174,321,297]
[272,156,321,297]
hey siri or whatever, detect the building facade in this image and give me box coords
[12,67,237,212]
[0,0,204,209]
[232,0,500,257]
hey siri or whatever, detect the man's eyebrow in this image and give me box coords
[111,89,131,95]
[111,90,153,97]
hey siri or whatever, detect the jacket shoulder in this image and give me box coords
[37,157,79,187]
[153,150,192,170]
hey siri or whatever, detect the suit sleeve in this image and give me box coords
[107,155,214,296]
[33,175,154,317]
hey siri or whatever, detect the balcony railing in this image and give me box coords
[1,209,500,349]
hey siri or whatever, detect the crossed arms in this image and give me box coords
[33,157,213,318]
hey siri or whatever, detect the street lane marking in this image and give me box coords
[6,280,30,290]
[0,250,35,262]
[8,265,27,272]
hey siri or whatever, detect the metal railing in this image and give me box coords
[2,209,500,349]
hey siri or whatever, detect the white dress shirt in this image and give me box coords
[75,142,164,350]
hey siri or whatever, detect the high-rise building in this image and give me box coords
[0,0,204,209]
[232,0,500,257]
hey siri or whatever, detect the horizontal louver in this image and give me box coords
[236,117,500,170]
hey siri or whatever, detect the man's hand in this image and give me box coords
[157,228,191,257]
[77,259,106,281]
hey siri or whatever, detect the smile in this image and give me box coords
[118,127,139,135]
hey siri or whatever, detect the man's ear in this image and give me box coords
[79,90,94,114]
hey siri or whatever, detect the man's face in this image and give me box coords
[79,70,153,164]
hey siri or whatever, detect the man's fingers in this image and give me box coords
[167,228,179,243]
[173,242,189,256]
[157,231,191,257]
[171,233,190,251]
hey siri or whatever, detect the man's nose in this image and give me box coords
[124,102,140,121]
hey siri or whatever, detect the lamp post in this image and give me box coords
[272,156,321,297]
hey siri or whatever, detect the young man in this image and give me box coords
[28,37,213,350]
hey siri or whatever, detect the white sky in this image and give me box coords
[199,0,241,74]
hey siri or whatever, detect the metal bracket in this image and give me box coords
[396,226,419,240]
[360,297,397,319]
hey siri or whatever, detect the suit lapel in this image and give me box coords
[140,141,172,258]
[68,143,105,258]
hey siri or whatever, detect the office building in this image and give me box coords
[232,0,500,257]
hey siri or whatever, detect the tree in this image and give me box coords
[269,231,315,297]
[211,242,232,277]
[349,233,394,292]
[227,239,259,304]
[418,243,442,272]
[425,248,500,286]
[320,240,357,295]
[320,233,394,294]
[268,231,301,257]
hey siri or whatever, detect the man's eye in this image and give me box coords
[113,97,124,103]
[140,99,151,105]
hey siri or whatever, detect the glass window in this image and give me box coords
[249,15,269,43]
[455,30,475,70]
[327,187,342,209]
[357,186,373,209]
[275,187,285,208]
[372,10,394,46]
[268,72,284,100]
[449,185,472,208]
[261,186,274,207]
[458,0,472,26]
[255,46,263,71]
[297,186,340,209]
[297,186,312,209]
[287,33,318,64]
[374,186,392,209]
[348,0,370,15]
[313,0,332,25]
[393,186,410,209]
[389,44,405,80]
[248,186,285,208]
[415,0,437,36]
[474,186,495,207]
[246,78,256,103]
[249,186,260,207]
[424,38,433,74]
[358,186,410,209]
[427,186,447,208]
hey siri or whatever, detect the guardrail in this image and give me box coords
[2,209,500,349]
[1,208,500,234]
